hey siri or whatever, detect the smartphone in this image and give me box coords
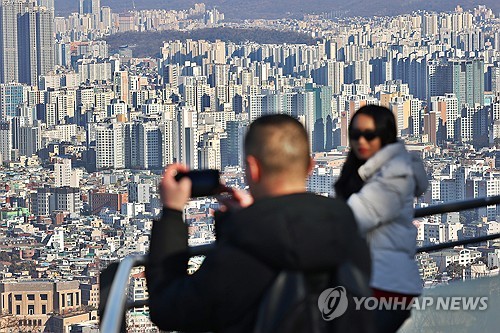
[175,169,221,198]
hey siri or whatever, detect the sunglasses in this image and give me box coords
[349,129,380,141]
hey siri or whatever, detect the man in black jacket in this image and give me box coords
[147,114,372,332]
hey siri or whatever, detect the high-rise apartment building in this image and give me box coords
[37,0,53,9]
[0,120,11,163]
[0,82,25,119]
[199,132,221,170]
[410,98,423,136]
[427,59,452,102]
[160,118,175,167]
[0,1,54,86]
[431,94,459,141]
[311,60,345,94]
[127,182,150,203]
[137,121,162,170]
[33,186,53,215]
[118,13,135,32]
[491,66,500,93]
[370,58,392,91]
[450,58,484,108]
[18,5,55,85]
[0,0,23,83]
[423,110,438,145]
[54,157,71,187]
[54,186,81,215]
[422,13,439,37]
[100,6,112,30]
[305,83,333,152]
[113,71,129,104]
[389,96,411,136]
[476,174,500,220]
[18,122,41,156]
[427,59,484,108]
[176,106,198,168]
[80,0,100,15]
[221,120,245,168]
[96,122,125,169]
[124,122,139,169]
[17,11,40,85]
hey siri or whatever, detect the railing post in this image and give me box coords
[100,255,147,333]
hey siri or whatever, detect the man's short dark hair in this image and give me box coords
[244,114,311,176]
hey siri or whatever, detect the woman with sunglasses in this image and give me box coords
[334,105,428,333]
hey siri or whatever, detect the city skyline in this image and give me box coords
[1,2,500,332]
[52,0,500,19]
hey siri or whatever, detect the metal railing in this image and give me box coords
[414,195,500,218]
[416,233,500,253]
[100,196,500,333]
[414,195,500,253]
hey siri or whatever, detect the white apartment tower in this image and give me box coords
[176,107,198,169]
[160,119,175,167]
[96,122,125,169]
[54,157,71,187]
[431,94,458,140]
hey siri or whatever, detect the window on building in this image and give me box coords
[27,294,35,301]
[42,304,46,314]
[66,293,73,306]
[40,294,48,300]
[16,305,20,315]
[14,294,22,301]
[28,305,34,315]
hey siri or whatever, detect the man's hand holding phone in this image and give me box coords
[160,164,192,211]
[160,165,253,212]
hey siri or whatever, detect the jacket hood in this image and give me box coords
[220,193,369,273]
[358,141,428,197]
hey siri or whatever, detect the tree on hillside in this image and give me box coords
[446,262,465,280]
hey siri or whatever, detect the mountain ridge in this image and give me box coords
[55,0,500,19]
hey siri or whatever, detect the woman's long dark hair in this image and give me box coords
[334,105,398,200]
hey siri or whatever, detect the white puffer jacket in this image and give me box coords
[347,141,428,295]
